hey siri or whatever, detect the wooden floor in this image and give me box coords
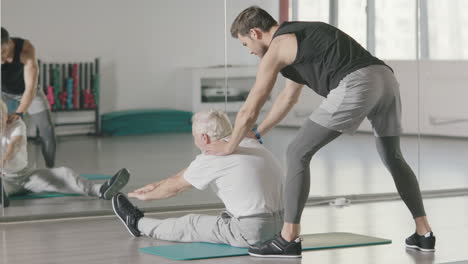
[1,195,467,264]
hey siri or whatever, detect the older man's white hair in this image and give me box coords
[192,109,232,140]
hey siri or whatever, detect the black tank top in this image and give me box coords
[273,22,390,97]
[1,37,26,95]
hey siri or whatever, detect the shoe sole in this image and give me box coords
[102,169,130,200]
[111,195,140,237]
[248,252,302,258]
[405,244,435,252]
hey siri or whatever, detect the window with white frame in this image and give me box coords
[427,0,468,60]
[337,0,367,49]
[375,0,416,59]
[293,0,468,60]
[295,0,329,23]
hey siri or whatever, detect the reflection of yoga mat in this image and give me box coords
[439,262,468,264]
[9,174,111,200]
[101,109,192,136]
[81,174,112,180]
[139,232,391,260]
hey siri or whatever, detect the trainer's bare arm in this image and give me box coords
[128,168,192,201]
[205,34,298,155]
[16,40,38,114]
[256,79,303,136]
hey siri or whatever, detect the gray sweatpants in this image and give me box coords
[2,166,101,197]
[138,211,284,247]
[285,119,426,223]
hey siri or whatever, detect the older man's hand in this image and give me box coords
[128,183,158,201]
[204,140,234,156]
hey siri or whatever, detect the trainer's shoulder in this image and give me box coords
[270,34,297,65]
[271,33,296,47]
[20,40,36,62]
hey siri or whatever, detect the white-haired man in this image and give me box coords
[112,109,284,247]
[0,99,129,208]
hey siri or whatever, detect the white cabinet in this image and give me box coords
[188,66,283,113]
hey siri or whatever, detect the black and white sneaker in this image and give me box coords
[112,193,144,237]
[405,232,436,252]
[0,181,9,208]
[248,234,302,258]
[100,168,130,200]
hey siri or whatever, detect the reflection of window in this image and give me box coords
[375,0,416,59]
[427,0,468,60]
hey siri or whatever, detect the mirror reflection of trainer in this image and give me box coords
[1,27,56,168]
[205,6,435,257]
[0,99,129,208]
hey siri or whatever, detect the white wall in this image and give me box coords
[1,0,277,114]
[279,60,468,138]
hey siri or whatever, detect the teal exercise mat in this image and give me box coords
[81,174,112,180]
[101,109,192,120]
[101,109,192,136]
[9,174,111,200]
[139,232,392,260]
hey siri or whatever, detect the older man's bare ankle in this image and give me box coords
[281,223,300,242]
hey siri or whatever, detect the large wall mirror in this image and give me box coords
[1,0,243,221]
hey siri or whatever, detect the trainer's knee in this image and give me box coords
[379,148,405,168]
[286,140,317,165]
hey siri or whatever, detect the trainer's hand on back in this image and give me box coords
[7,114,19,124]
[204,140,233,156]
[246,131,256,139]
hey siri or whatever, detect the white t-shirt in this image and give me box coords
[1,118,28,176]
[184,138,284,218]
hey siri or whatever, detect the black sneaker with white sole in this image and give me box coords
[112,192,144,237]
[100,168,130,200]
[405,232,436,252]
[248,234,302,258]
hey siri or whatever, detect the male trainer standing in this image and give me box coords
[206,6,435,257]
[1,27,56,167]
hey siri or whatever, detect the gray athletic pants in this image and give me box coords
[2,166,101,197]
[2,89,57,168]
[138,210,284,247]
[285,119,426,223]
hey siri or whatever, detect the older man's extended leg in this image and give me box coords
[113,193,281,247]
[139,213,250,247]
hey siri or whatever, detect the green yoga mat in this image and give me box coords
[139,232,391,260]
[9,174,111,200]
[101,109,192,136]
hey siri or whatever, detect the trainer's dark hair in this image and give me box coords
[1,27,10,45]
[230,6,278,38]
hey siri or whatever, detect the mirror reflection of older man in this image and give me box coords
[0,99,129,208]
